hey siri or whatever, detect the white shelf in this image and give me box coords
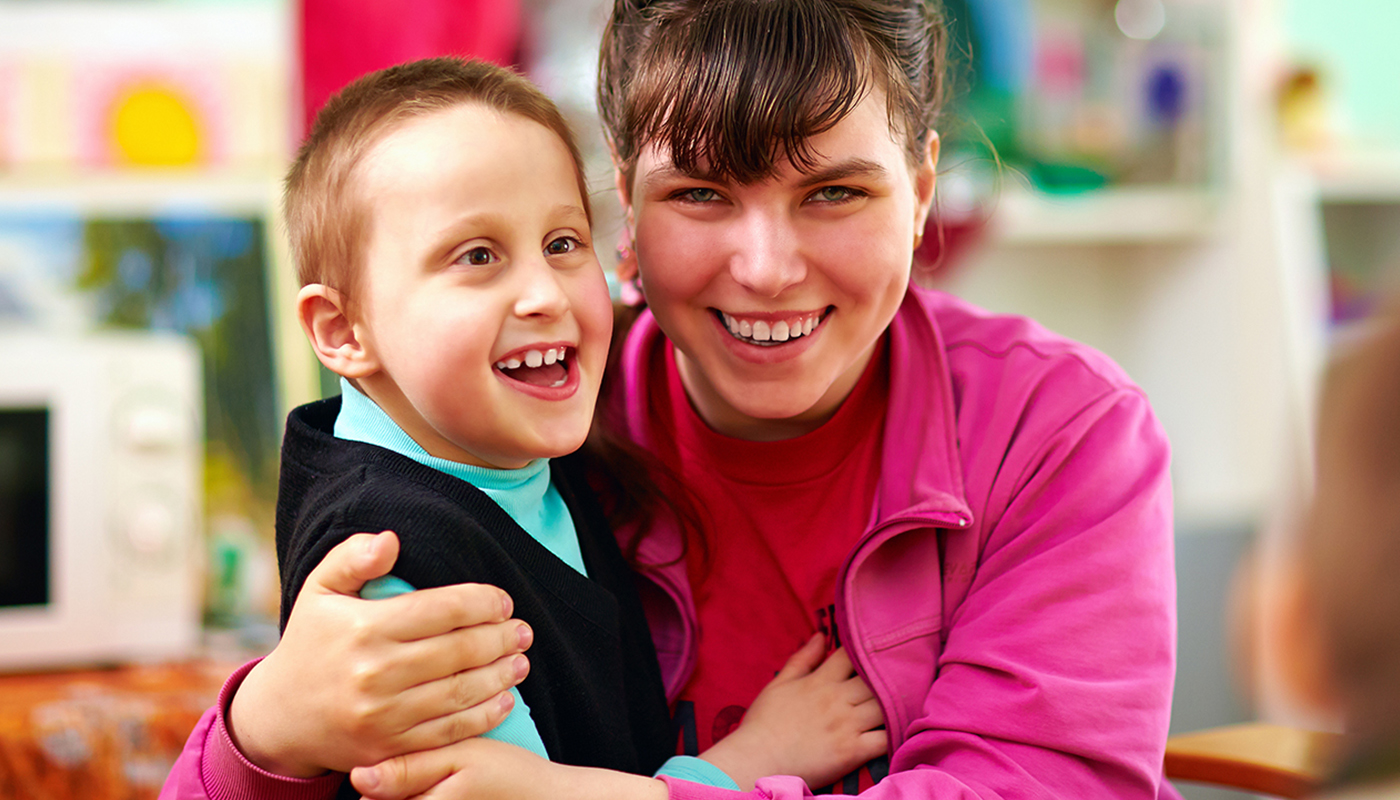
[986,185,1222,244]
[1308,151,1400,203]
[0,171,281,217]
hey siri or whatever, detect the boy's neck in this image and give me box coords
[353,373,528,470]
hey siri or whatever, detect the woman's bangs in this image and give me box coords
[626,0,874,183]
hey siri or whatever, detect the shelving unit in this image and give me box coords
[989,184,1222,244]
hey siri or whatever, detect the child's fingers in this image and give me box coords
[850,696,887,733]
[841,672,876,705]
[812,645,856,680]
[855,728,890,762]
[352,742,461,800]
[773,632,827,681]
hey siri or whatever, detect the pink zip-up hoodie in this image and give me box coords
[162,285,1179,800]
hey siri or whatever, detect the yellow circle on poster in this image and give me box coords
[111,84,202,166]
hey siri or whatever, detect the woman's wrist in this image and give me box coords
[226,655,329,779]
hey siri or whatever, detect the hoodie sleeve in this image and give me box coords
[158,659,345,800]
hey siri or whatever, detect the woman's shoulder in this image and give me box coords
[905,284,1141,397]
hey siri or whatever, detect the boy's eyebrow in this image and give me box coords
[640,158,890,190]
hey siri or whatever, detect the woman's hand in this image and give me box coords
[699,633,888,790]
[227,531,534,777]
[350,738,667,800]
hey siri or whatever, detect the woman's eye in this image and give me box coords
[458,247,497,266]
[811,186,863,203]
[546,236,581,255]
[675,187,720,203]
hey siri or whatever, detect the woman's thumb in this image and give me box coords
[308,531,399,596]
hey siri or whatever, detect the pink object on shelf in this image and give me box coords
[299,0,523,137]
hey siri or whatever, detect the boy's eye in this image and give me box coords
[458,247,497,266]
[545,236,580,255]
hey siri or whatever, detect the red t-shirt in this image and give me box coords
[651,340,890,793]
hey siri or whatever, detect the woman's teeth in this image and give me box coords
[719,311,822,344]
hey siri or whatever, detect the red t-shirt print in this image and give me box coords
[652,341,892,793]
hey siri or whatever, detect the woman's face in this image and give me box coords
[621,90,937,440]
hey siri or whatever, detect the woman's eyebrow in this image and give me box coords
[796,158,889,187]
[640,163,722,190]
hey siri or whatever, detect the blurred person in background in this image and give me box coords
[1267,296,1400,800]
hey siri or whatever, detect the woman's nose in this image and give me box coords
[727,210,806,298]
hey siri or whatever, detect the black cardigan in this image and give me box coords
[275,398,674,796]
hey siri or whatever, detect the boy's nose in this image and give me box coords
[514,260,570,319]
[726,210,805,298]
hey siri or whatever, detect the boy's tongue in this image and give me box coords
[505,362,566,387]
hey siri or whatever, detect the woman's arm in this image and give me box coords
[161,532,531,799]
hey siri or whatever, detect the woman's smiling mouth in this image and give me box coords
[713,308,830,346]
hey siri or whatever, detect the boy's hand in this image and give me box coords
[351,738,666,800]
[698,633,888,790]
[228,531,533,777]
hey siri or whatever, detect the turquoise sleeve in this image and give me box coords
[358,575,550,760]
[654,756,742,789]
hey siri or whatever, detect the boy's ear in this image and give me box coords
[296,284,379,379]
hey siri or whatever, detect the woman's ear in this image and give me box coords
[912,130,940,243]
[613,165,639,284]
[296,284,379,379]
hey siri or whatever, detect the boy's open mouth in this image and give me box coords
[495,346,570,388]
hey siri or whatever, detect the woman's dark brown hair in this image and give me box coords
[598,0,948,186]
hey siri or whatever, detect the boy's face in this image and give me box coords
[351,103,611,469]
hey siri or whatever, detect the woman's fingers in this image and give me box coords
[379,581,519,642]
[306,531,400,597]
[383,619,533,694]
[386,654,530,745]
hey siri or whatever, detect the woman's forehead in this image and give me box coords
[634,90,909,184]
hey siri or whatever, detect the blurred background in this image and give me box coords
[0,0,1395,797]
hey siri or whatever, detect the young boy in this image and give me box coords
[267,57,882,798]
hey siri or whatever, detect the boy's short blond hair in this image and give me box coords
[285,57,591,312]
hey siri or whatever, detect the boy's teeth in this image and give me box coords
[495,347,570,372]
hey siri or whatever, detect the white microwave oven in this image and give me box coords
[0,331,202,670]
